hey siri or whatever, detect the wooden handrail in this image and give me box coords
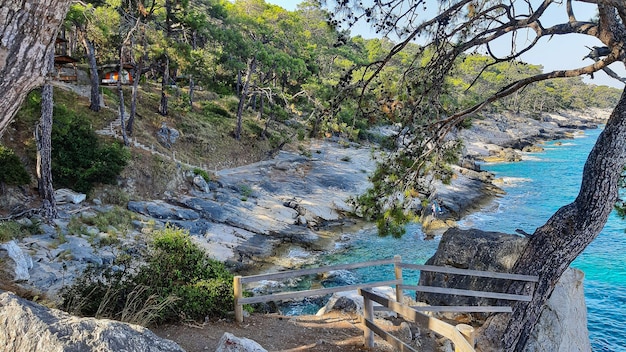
[399,263,539,282]
[360,288,475,352]
[238,280,401,305]
[239,258,396,284]
[234,257,398,322]
[399,284,532,301]
[233,256,538,323]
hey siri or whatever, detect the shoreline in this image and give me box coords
[0,109,611,301]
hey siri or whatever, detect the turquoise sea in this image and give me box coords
[317,128,625,351]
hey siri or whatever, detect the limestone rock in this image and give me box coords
[316,287,397,317]
[128,200,200,221]
[417,228,528,308]
[0,291,185,352]
[0,240,33,281]
[524,268,591,352]
[193,175,210,193]
[215,332,268,352]
[54,188,86,204]
[419,228,591,352]
[157,122,180,148]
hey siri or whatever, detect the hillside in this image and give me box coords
[0,82,305,214]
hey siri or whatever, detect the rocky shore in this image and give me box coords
[0,109,609,302]
[0,108,610,351]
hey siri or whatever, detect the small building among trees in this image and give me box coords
[54,37,78,82]
[99,64,134,85]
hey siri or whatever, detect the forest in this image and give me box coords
[57,0,621,142]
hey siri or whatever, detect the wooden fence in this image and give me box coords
[233,257,401,322]
[360,288,475,352]
[232,255,539,351]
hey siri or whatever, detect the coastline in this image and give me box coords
[0,108,611,300]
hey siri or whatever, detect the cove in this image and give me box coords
[315,128,625,351]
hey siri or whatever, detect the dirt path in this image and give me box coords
[152,312,433,352]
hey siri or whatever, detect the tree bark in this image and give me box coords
[159,56,169,116]
[235,57,256,140]
[489,87,626,351]
[0,0,72,137]
[81,36,101,112]
[188,30,197,109]
[127,30,147,136]
[117,46,129,146]
[36,52,58,220]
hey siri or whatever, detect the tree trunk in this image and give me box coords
[0,0,72,137]
[237,70,242,97]
[159,56,169,116]
[36,71,57,219]
[188,30,197,109]
[235,57,256,140]
[491,87,626,351]
[189,76,195,108]
[81,36,100,112]
[127,32,147,136]
[117,47,129,146]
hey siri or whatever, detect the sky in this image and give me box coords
[265,0,625,89]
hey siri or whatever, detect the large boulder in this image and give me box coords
[0,240,33,282]
[0,291,185,352]
[418,228,591,351]
[417,228,528,307]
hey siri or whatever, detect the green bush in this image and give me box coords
[0,146,30,186]
[201,102,232,118]
[51,105,129,194]
[0,220,42,242]
[60,226,234,325]
[193,168,211,182]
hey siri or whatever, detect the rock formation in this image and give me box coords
[0,291,185,352]
[417,228,591,351]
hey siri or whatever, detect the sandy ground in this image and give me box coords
[152,311,434,352]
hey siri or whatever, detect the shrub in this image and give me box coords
[201,102,231,118]
[51,105,129,194]
[0,146,30,186]
[193,168,211,182]
[0,220,41,242]
[60,226,234,325]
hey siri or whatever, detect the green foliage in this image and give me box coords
[60,226,234,324]
[51,105,130,194]
[0,219,42,242]
[193,168,211,182]
[84,206,134,234]
[238,183,253,201]
[0,146,30,186]
[202,102,232,118]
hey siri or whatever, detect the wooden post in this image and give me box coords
[361,289,375,348]
[455,324,475,352]
[233,275,243,323]
[394,255,403,303]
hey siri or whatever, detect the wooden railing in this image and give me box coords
[396,261,539,313]
[360,288,475,352]
[233,255,539,350]
[233,257,400,322]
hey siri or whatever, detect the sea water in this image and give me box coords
[316,128,625,351]
[460,128,626,351]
